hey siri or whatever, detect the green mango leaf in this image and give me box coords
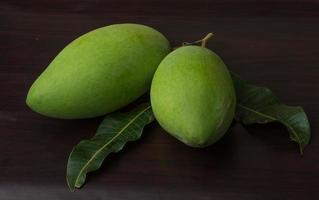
[231,73,311,154]
[66,103,154,191]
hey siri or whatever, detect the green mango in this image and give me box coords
[150,46,236,147]
[26,24,170,119]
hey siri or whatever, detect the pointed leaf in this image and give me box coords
[232,73,311,154]
[66,103,154,191]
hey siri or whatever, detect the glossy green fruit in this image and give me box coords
[26,24,170,119]
[150,46,236,147]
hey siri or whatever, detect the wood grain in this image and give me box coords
[1,0,318,199]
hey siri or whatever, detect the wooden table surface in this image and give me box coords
[1,0,319,199]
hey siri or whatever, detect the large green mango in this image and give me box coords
[26,24,170,119]
[150,46,236,147]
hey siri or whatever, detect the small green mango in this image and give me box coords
[150,46,236,147]
[26,24,170,119]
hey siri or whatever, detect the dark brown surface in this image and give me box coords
[1,0,319,199]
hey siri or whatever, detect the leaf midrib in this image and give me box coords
[237,103,303,153]
[74,105,151,187]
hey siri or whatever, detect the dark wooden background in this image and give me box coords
[1,0,318,199]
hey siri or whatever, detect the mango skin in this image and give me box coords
[26,24,170,119]
[150,46,236,147]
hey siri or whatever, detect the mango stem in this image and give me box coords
[200,33,214,47]
[182,32,214,47]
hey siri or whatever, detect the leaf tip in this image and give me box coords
[66,175,76,192]
[299,144,304,156]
